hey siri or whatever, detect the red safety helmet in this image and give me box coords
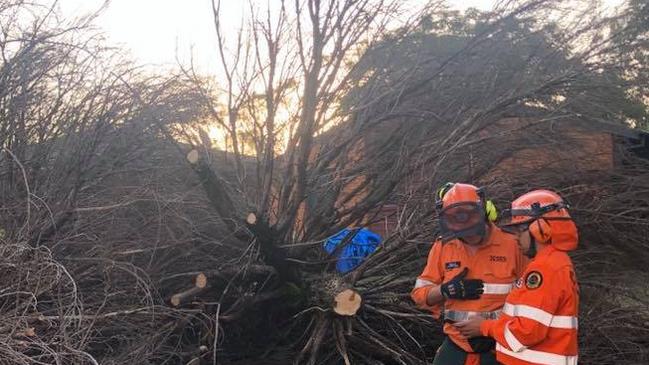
[436,183,496,243]
[503,190,578,251]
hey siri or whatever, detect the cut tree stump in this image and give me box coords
[333,289,362,316]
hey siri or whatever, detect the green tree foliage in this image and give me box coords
[345,5,649,131]
[607,0,649,129]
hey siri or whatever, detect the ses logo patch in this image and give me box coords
[444,261,461,270]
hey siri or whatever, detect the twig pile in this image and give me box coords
[0,243,95,364]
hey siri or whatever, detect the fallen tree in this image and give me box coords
[1,0,649,364]
[157,1,649,364]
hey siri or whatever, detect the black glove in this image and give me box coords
[440,267,484,300]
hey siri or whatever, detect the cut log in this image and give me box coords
[186,149,199,164]
[171,286,205,307]
[333,289,362,316]
[246,212,257,225]
[195,272,207,288]
[170,273,210,307]
[14,327,36,338]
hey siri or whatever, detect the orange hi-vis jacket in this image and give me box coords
[480,245,579,365]
[411,225,527,352]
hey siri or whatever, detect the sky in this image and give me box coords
[57,0,626,75]
[54,0,628,145]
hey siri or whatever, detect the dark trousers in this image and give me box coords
[432,337,499,365]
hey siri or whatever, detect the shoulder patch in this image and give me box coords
[525,271,543,289]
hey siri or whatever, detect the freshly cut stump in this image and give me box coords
[246,212,257,225]
[333,289,362,316]
[186,149,199,164]
[195,272,207,288]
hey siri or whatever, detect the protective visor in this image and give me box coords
[439,202,486,242]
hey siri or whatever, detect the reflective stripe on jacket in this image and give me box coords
[480,245,579,364]
[411,225,527,352]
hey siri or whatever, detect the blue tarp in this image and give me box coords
[323,228,381,273]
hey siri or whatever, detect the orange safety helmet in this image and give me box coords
[504,189,578,251]
[436,183,496,242]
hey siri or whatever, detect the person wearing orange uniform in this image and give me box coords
[456,190,579,365]
[411,183,527,365]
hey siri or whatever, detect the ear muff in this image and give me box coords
[529,218,552,244]
[435,182,455,210]
[476,187,497,223]
[485,200,498,222]
[437,184,497,222]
